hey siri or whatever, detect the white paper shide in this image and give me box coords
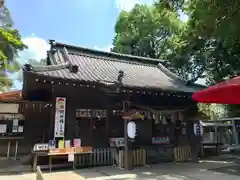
[54,97,66,138]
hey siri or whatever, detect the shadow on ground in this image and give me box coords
[210,165,240,176]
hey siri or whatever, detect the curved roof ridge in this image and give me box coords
[69,51,158,67]
[157,63,185,83]
[22,62,70,72]
[49,40,170,66]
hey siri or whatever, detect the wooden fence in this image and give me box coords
[76,148,116,167]
[36,166,44,180]
[118,148,147,168]
[173,145,192,162]
[35,146,196,171]
[75,148,147,168]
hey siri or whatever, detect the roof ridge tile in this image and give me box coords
[49,40,169,65]
[22,63,70,72]
[68,51,157,67]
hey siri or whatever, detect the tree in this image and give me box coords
[169,0,240,116]
[111,3,204,83]
[198,103,227,120]
[113,0,240,82]
[0,2,26,91]
[112,4,183,59]
[112,0,240,116]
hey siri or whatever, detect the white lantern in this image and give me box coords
[127,121,136,139]
[193,123,204,136]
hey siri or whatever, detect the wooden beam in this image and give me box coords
[0,90,22,102]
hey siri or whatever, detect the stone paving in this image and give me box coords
[42,159,240,180]
[2,154,240,180]
[0,173,35,180]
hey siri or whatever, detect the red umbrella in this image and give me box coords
[192,76,240,104]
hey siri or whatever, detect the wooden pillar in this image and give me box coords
[171,112,177,123]
[48,87,56,140]
[65,97,76,140]
[179,112,184,121]
[106,107,111,139]
[123,101,132,170]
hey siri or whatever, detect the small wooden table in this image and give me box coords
[32,152,48,172]
[32,151,93,172]
[48,152,75,172]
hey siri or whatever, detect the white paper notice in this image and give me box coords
[0,125,7,133]
[18,126,23,133]
[12,119,19,133]
[65,140,71,148]
[68,153,74,162]
[13,119,19,126]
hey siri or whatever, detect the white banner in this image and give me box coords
[54,97,66,138]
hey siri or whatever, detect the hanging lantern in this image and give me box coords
[127,121,136,139]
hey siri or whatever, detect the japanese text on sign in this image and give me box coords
[54,97,66,138]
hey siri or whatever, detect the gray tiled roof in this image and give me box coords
[27,41,196,93]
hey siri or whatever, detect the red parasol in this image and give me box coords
[192,76,240,104]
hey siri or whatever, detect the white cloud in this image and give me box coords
[115,0,154,12]
[8,34,50,90]
[93,45,113,52]
[16,35,50,65]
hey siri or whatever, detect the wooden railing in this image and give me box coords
[173,145,192,162]
[76,148,116,167]
[75,148,147,168]
[118,148,147,168]
[36,166,44,180]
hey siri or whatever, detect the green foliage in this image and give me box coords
[112,0,240,117]
[0,6,26,91]
[112,4,183,59]
[197,103,227,120]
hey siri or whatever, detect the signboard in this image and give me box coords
[109,138,124,147]
[54,97,66,138]
[234,120,240,131]
[49,140,56,149]
[147,147,174,163]
[0,103,19,113]
[0,124,6,133]
[12,119,18,133]
[68,153,74,162]
[152,137,170,145]
[33,143,49,152]
[193,123,204,136]
[74,138,81,147]
[122,111,144,120]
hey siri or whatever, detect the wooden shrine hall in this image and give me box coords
[0,40,204,170]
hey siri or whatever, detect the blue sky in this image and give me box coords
[7,0,154,52]
[6,0,156,90]
[5,0,195,90]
